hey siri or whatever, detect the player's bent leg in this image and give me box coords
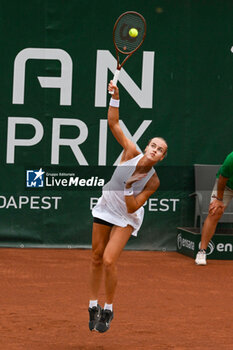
[89,222,112,331]
[89,222,112,299]
[103,225,133,303]
[195,207,225,266]
[95,225,133,333]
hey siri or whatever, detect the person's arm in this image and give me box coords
[108,81,139,161]
[216,175,229,200]
[209,175,228,214]
[124,173,160,213]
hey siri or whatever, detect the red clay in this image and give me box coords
[0,249,232,350]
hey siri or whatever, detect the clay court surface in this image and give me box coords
[0,249,232,350]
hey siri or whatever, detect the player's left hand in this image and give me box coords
[125,173,147,188]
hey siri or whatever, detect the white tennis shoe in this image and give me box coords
[195,250,207,265]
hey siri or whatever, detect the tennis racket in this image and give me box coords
[109,11,146,94]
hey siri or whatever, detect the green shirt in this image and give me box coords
[217,151,233,190]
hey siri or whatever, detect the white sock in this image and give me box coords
[104,303,113,311]
[89,300,98,308]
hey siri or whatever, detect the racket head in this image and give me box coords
[113,11,146,57]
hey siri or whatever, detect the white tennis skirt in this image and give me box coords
[92,195,144,237]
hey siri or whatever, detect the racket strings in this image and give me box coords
[114,13,146,54]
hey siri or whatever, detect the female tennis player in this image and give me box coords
[88,81,168,333]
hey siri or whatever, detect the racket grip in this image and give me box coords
[109,69,120,94]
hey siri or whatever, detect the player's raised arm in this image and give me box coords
[107,81,139,160]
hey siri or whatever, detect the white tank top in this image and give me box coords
[103,153,155,199]
[92,154,155,236]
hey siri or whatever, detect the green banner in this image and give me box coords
[0,0,232,249]
[177,227,233,259]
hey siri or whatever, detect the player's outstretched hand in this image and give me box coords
[108,80,119,99]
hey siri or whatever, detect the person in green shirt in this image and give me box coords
[195,151,233,265]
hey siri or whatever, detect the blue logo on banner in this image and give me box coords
[26,168,45,188]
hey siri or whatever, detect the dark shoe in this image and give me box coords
[88,304,102,331]
[95,309,114,333]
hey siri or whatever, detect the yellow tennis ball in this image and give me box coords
[129,28,138,38]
